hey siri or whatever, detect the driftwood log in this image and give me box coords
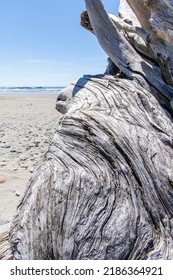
[9,0,173,259]
[0,223,12,260]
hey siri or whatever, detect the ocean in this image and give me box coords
[0,86,64,94]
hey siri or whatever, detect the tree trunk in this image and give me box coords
[9,0,173,260]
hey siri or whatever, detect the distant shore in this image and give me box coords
[0,86,63,95]
[0,93,62,226]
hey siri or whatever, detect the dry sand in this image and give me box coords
[0,94,62,226]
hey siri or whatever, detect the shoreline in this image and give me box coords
[0,93,62,225]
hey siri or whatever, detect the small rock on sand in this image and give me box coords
[0,144,11,148]
[0,162,7,167]
[29,167,34,173]
[0,177,6,184]
[14,191,21,197]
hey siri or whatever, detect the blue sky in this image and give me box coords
[0,0,119,86]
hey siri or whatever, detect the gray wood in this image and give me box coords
[118,0,140,26]
[10,75,173,260]
[125,0,173,87]
[84,0,173,108]
[0,223,12,260]
[9,0,173,259]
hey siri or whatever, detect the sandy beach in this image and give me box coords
[0,94,62,226]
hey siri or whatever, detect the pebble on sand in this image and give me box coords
[0,177,6,184]
[0,162,7,167]
[0,144,11,148]
[14,191,21,197]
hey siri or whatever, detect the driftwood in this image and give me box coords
[10,74,173,260]
[9,0,173,259]
[0,223,12,260]
[82,0,173,107]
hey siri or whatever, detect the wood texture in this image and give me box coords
[84,0,173,109]
[0,223,12,260]
[8,0,173,260]
[126,0,151,29]
[125,0,173,88]
[10,75,173,259]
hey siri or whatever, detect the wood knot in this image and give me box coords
[123,19,133,26]
[145,0,156,8]
[80,10,93,32]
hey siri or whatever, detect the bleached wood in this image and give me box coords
[125,0,173,86]
[145,0,173,44]
[110,14,173,87]
[126,0,151,30]
[0,223,12,260]
[10,75,173,259]
[84,0,173,108]
[9,0,173,260]
[118,0,140,26]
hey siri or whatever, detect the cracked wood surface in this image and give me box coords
[8,0,173,260]
[10,75,173,259]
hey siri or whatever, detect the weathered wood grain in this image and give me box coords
[124,0,173,88]
[126,0,151,30]
[8,0,173,260]
[84,0,173,109]
[0,223,12,260]
[10,75,173,259]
